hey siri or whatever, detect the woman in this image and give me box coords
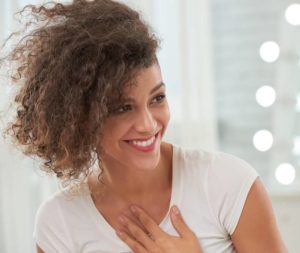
[1,0,287,252]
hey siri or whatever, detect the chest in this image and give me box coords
[93,191,172,233]
[70,199,235,253]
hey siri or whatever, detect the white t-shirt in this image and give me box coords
[33,144,259,253]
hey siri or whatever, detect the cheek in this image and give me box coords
[152,104,170,133]
[100,128,122,156]
[102,119,130,143]
[160,103,170,125]
[100,123,118,148]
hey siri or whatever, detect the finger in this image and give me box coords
[118,214,156,250]
[130,205,166,240]
[116,229,148,253]
[170,205,195,238]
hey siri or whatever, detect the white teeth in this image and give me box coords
[130,136,155,147]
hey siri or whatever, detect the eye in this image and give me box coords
[152,94,166,103]
[115,104,132,114]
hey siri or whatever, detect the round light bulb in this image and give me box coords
[253,130,273,152]
[275,163,296,185]
[255,85,276,107]
[293,136,300,155]
[259,41,280,63]
[285,4,300,26]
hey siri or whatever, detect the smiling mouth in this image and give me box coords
[124,132,159,151]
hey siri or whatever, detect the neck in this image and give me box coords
[89,142,173,205]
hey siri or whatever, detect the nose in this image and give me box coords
[134,107,157,134]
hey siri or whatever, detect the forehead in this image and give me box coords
[123,64,163,95]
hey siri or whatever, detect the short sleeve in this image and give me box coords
[33,195,74,253]
[205,152,259,235]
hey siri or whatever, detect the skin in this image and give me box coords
[86,64,174,238]
[36,63,287,253]
[95,63,172,203]
[231,178,288,253]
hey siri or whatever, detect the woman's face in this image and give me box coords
[99,63,170,171]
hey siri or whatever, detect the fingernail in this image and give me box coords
[118,215,127,224]
[172,205,180,215]
[116,230,124,237]
[130,205,137,213]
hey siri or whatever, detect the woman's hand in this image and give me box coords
[116,205,203,253]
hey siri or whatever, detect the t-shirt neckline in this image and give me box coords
[84,144,183,241]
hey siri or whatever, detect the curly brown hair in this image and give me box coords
[0,0,159,188]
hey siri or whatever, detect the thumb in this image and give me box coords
[170,205,194,238]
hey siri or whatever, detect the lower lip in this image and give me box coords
[125,134,158,153]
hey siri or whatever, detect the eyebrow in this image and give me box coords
[150,82,165,94]
[122,82,165,102]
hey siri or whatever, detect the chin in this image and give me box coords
[130,151,161,171]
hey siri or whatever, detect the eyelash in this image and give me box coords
[114,93,166,114]
[152,94,166,103]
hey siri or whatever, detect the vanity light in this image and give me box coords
[285,4,300,26]
[275,163,296,185]
[255,85,276,107]
[259,41,280,63]
[253,130,273,152]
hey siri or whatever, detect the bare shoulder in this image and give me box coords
[231,178,288,253]
[36,244,45,253]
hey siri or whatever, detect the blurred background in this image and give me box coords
[0,0,299,252]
